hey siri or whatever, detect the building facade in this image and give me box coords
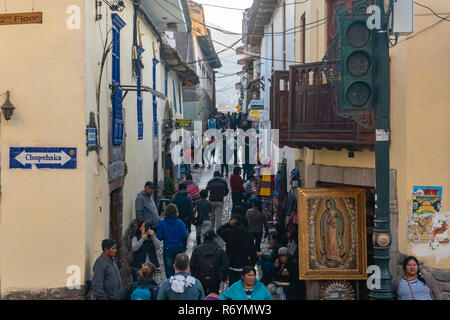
[246,0,450,299]
[0,0,197,298]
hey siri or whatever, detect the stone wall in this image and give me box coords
[2,287,86,300]
[395,253,450,300]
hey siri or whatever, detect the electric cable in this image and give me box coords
[415,2,450,22]
[195,1,310,12]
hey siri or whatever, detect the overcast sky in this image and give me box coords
[196,0,254,109]
[198,0,254,33]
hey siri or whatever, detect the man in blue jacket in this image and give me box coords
[156,204,188,279]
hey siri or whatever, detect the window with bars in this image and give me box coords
[111,14,126,145]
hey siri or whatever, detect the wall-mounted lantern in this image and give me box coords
[1,91,15,121]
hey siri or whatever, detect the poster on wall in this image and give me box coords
[408,186,447,248]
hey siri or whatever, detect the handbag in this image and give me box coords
[404,277,415,300]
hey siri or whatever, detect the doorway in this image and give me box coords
[109,188,123,259]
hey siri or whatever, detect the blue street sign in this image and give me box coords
[86,127,97,148]
[9,147,77,169]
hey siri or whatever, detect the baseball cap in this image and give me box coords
[278,247,288,256]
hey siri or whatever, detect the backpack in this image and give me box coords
[130,285,152,300]
[197,246,219,282]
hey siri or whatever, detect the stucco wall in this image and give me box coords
[0,0,87,293]
[290,0,450,270]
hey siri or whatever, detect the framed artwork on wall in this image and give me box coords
[298,188,367,280]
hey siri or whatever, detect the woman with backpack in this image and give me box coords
[118,263,159,300]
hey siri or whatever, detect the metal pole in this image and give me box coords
[370,0,395,300]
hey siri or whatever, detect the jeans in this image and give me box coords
[210,201,224,230]
[232,192,243,209]
[260,258,275,284]
[228,269,242,286]
[184,164,190,175]
[251,232,263,252]
[163,247,184,279]
[221,164,229,177]
[195,220,212,242]
[132,267,140,282]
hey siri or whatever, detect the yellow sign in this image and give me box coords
[0,12,43,26]
[236,104,242,111]
[249,109,261,121]
[176,119,192,126]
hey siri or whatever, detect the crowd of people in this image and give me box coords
[90,111,442,301]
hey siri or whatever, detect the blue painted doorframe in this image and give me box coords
[153,58,159,137]
[111,14,126,145]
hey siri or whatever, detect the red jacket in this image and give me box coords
[230,174,245,193]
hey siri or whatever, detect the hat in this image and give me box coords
[289,169,300,184]
[230,214,245,224]
[278,247,288,256]
[205,293,221,300]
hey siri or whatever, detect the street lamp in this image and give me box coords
[1,91,15,121]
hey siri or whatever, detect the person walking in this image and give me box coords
[176,173,200,202]
[230,166,246,209]
[157,253,205,300]
[221,127,230,177]
[135,181,160,229]
[131,221,161,281]
[193,190,212,245]
[217,215,257,286]
[246,198,269,253]
[190,230,229,296]
[393,255,442,300]
[156,204,188,279]
[92,239,122,300]
[220,266,272,300]
[118,263,159,300]
[206,171,229,231]
[171,183,194,234]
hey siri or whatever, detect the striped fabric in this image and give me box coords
[185,180,200,200]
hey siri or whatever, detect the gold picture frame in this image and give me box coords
[298,188,367,280]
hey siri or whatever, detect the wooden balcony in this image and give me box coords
[270,62,375,151]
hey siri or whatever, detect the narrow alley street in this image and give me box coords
[154,164,266,294]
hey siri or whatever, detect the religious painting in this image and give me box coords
[298,188,367,280]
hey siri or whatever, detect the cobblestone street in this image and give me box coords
[154,164,266,294]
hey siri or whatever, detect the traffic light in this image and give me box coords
[339,18,375,111]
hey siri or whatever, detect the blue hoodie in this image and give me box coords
[220,279,272,300]
[156,216,188,249]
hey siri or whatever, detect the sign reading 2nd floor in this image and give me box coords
[9,147,77,169]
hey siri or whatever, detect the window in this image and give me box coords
[111,14,126,145]
[172,79,177,114]
[178,82,182,114]
[137,51,143,140]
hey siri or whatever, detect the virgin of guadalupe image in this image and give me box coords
[320,198,346,268]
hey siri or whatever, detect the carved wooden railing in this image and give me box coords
[271,62,375,151]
